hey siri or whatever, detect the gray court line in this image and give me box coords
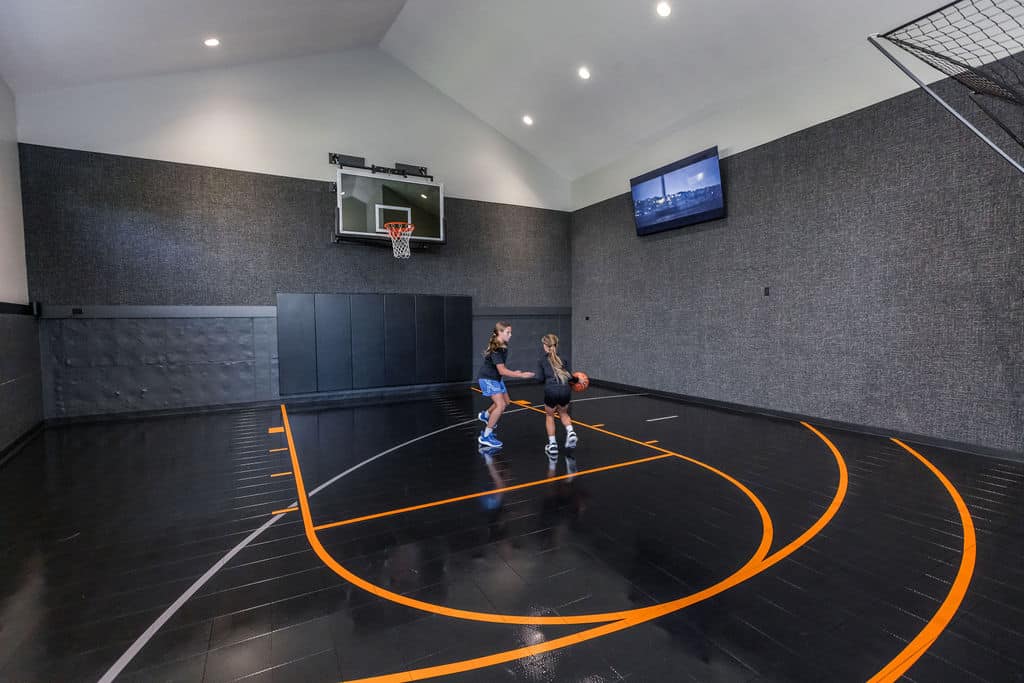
[645,415,678,422]
[97,391,646,682]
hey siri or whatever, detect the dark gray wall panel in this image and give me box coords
[314,294,353,392]
[415,296,445,384]
[0,313,43,452]
[276,294,316,395]
[571,78,1024,455]
[350,294,386,389]
[19,145,571,310]
[444,296,473,381]
[385,294,416,387]
[38,313,278,419]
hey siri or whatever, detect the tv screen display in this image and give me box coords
[630,146,725,236]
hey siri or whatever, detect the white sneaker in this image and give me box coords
[565,430,578,449]
[544,442,559,457]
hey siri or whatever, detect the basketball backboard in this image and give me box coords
[336,168,445,244]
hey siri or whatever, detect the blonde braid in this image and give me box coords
[542,334,571,384]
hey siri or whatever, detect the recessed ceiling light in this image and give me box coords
[656,2,671,17]
[578,66,591,80]
[420,193,428,199]
[522,115,534,126]
[204,37,221,47]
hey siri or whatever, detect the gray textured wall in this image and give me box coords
[19,147,573,418]
[571,82,1024,455]
[0,312,42,451]
[19,145,571,309]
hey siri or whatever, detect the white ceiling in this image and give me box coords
[0,0,406,94]
[0,0,943,182]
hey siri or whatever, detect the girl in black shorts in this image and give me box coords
[536,334,578,463]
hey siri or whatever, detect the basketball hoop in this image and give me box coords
[384,222,415,259]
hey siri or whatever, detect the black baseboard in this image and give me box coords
[592,378,1023,463]
[0,422,45,469]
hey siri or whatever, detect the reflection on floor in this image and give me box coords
[1,386,1021,682]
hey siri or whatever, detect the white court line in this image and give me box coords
[645,415,678,422]
[98,392,647,682]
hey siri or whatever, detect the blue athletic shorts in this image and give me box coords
[478,378,507,396]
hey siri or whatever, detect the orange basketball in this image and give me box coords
[571,371,589,392]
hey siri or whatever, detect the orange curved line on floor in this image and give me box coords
[281,404,774,627]
[867,438,977,682]
[342,420,849,683]
[314,453,674,531]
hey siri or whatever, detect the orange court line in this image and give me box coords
[269,447,288,453]
[336,419,850,682]
[867,438,976,682]
[271,471,293,478]
[281,403,775,628]
[591,423,605,427]
[268,426,284,434]
[470,386,482,393]
[314,453,675,531]
[644,440,659,445]
[271,506,298,515]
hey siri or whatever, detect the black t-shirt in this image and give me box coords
[479,347,508,380]
[536,353,572,387]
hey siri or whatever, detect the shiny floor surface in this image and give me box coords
[1,386,1022,682]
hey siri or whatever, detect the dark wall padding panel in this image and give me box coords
[276,294,317,395]
[384,295,417,387]
[571,78,1024,455]
[350,294,387,390]
[277,293,475,394]
[445,297,474,382]
[415,296,446,384]
[19,144,571,310]
[0,312,43,452]
[314,294,352,392]
[38,313,278,419]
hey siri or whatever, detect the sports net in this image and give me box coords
[385,222,415,259]
[884,0,1024,104]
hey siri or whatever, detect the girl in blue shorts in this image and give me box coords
[477,321,534,447]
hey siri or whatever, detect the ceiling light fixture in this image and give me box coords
[420,193,428,199]
[656,2,671,17]
[522,115,534,126]
[578,66,591,80]
[204,37,221,47]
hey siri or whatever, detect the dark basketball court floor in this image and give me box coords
[1,385,1021,682]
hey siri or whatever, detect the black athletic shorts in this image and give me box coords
[544,384,572,408]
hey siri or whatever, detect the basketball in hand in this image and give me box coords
[571,371,589,392]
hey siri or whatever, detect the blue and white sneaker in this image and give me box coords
[477,410,490,424]
[478,431,503,448]
[565,430,578,449]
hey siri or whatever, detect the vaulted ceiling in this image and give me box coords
[0,0,944,181]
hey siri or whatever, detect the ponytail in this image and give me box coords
[483,321,512,357]
[541,334,571,384]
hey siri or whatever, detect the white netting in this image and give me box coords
[386,222,414,259]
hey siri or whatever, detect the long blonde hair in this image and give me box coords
[483,321,511,356]
[542,334,571,384]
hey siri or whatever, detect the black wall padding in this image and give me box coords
[415,295,445,384]
[277,293,473,395]
[350,294,387,390]
[276,293,317,395]
[314,294,353,392]
[384,295,416,387]
[444,297,473,381]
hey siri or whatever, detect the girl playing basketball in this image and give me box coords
[477,321,534,448]
[535,333,578,465]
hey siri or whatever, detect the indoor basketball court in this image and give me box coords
[1,1,1022,682]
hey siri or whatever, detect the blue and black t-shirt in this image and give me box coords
[479,347,508,380]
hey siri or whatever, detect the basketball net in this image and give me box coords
[384,222,415,259]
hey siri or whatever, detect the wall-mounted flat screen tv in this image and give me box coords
[629,146,725,236]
